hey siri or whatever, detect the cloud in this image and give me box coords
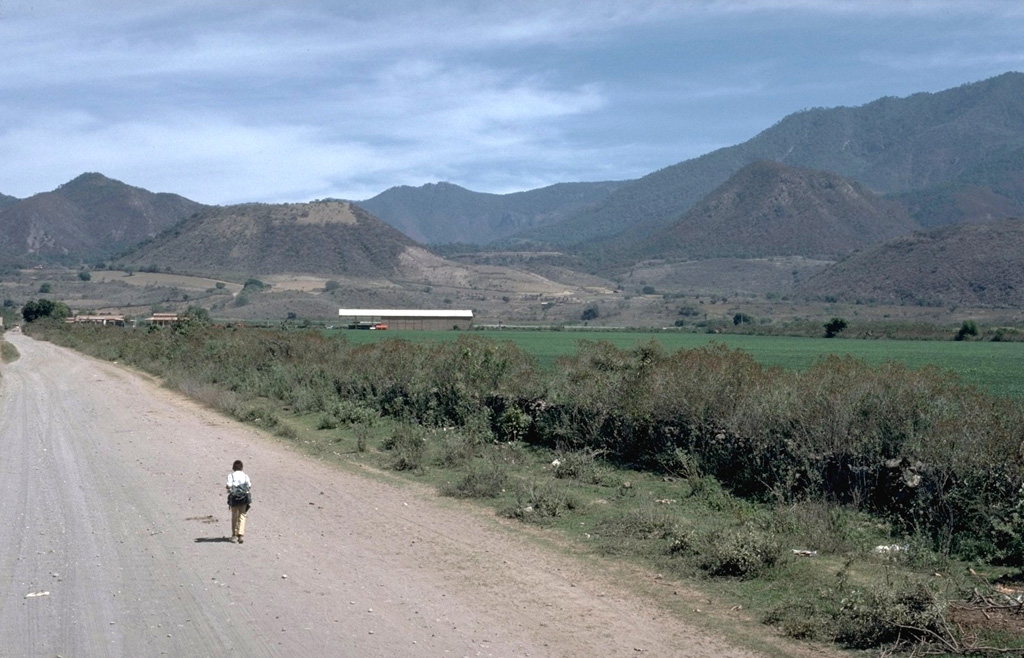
[860,49,1024,73]
[0,0,1022,203]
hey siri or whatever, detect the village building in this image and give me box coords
[148,312,179,326]
[66,314,127,326]
[338,309,474,331]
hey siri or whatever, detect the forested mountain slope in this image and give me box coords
[796,217,1024,307]
[0,173,204,265]
[516,72,1024,248]
[622,160,916,264]
[358,180,624,245]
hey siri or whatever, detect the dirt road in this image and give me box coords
[0,333,765,657]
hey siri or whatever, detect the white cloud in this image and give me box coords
[0,0,1022,202]
[860,49,1024,73]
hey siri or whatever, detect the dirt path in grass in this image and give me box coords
[0,332,809,657]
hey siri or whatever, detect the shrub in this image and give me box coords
[671,524,786,579]
[503,479,577,521]
[432,426,486,468]
[767,575,944,650]
[598,504,679,542]
[494,405,530,443]
[955,320,978,341]
[1,340,19,363]
[381,425,427,471]
[552,449,604,484]
[323,400,379,427]
[440,460,509,498]
[232,404,281,430]
[824,317,848,338]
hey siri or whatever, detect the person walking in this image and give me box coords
[226,460,252,543]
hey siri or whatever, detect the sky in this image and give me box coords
[1,1,1022,205]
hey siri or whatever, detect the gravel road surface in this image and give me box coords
[0,332,766,657]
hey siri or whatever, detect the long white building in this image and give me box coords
[338,309,473,330]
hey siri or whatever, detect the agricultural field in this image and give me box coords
[333,328,1024,398]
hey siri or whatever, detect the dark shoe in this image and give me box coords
[238,537,244,544]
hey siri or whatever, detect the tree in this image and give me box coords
[581,306,599,322]
[733,313,753,326]
[173,306,212,334]
[955,320,979,341]
[78,271,92,281]
[39,283,52,293]
[22,298,71,323]
[824,317,848,338]
[324,280,340,292]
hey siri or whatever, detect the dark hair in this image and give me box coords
[233,460,244,471]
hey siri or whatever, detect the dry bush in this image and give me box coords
[502,479,577,521]
[440,459,509,499]
[669,523,787,580]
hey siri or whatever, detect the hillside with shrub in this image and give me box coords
[617,161,917,264]
[889,146,1024,228]
[514,72,1024,248]
[796,217,1024,306]
[114,200,418,278]
[358,180,624,245]
[0,173,204,266]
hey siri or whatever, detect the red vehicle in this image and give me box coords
[372,323,388,330]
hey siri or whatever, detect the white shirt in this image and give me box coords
[226,470,251,493]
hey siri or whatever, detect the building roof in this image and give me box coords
[338,309,473,318]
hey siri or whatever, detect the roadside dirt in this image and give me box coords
[1,333,794,657]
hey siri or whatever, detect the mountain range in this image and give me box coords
[0,173,202,266]
[357,180,625,245]
[629,160,917,262]
[797,217,1024,307]
[2,72,1024,312]
[362,71,1024,250]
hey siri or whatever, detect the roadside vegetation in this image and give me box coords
[336,327,1024,399]
[24,318,1024,655]
[0,338,18,363]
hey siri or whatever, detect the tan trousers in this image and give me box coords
[231,505,248,537]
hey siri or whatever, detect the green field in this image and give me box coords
[333,328,1024,398]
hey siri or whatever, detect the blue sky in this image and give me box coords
[1,1,1022,204]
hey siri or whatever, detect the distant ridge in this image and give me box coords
[796,217,1024,307]
[627,160,916,263]
[115,200,418,277]
[0,193,19,210]
[357,180,624,245]
[516,72,1024,248]
[889,146,1024,228]
[0,172,204,265]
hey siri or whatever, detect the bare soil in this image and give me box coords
[0,332,790,657]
